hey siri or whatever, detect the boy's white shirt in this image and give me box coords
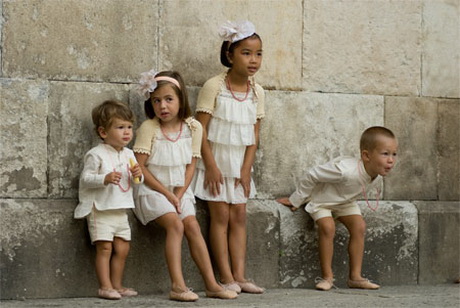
[74,143,143,219]
[289,156,382,213]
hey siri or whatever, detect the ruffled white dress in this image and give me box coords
[193,86,258,204]
[133,125,196,225]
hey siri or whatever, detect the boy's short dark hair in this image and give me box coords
[360,126,396,152]
[92,100,135,138]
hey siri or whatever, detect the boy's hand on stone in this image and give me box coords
[276,197,298,212]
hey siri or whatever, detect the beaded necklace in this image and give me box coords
[160,121,183,142]
[357,160,380,211]
[104,144,131,192]
[226,77,250,102]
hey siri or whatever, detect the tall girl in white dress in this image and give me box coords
[192,21,265,294]
[132,70,237,302]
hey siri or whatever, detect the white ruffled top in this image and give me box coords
[147,124,192,187]
[197,86,257,178]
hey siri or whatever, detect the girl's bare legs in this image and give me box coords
[110,237,130,290]
[337,215,366,281]
[316,217,336,280]
[228,203,247,282]
[208,201,234,284]
[183,215,223,292]
[95,241,115,290]
[155,213,187,292]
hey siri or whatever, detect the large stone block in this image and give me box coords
[48,82,130,198]
[0,198,280,299]
[159,0,303,90]
[2,0,158,82]
[1,79,49,198]
[416,201,460,284]
[303,0,421,95]
[384,97,438,200]
[422,0,460,98]
[438,99,460,200]
[255,90,383,198]
[278,201,418,288]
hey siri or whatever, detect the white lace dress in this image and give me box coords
[192,86,258,204]
[133,124,196,225]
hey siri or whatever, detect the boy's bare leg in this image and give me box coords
[338,215,366,280]
[95,241,115,290]
[316,217,336,280]
[110,237,130,290]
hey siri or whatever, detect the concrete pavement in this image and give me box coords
[1,285,459,308]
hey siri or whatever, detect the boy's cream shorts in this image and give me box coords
[86,207,131,244]
[310,202,361,221]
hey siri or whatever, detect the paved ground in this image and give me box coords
[1,285,459,308]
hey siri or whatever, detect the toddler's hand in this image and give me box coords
[104,171,122,185]
[276,197,298,212]
[129,162,143,183]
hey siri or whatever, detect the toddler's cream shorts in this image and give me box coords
[86,207,131,243]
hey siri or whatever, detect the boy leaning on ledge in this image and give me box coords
[277,126,398,291]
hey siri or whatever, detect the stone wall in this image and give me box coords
[1,0,459,300]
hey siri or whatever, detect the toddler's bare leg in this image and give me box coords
[316,217,335,280]
[338,215,366,280]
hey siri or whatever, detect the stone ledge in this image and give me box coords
[0,199,458,299]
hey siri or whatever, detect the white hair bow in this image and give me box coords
[219,20,255,43]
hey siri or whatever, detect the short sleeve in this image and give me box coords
[254,84,265,120]
[195,73,226,115]
[133,119,159,155]
[185,117,203,158]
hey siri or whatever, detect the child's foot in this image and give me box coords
[236,279,265,294]
[220,281,241,294]
[315,277,335,291]
[169,288,199,302]
[116,287,138,297]
[98,288,121,300]
[347,278,380,289]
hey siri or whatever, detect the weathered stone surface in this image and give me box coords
[303,0,421,95]
[384,97,438,200]
[438,99,460,200]
[48,82,130,198]
[278,201,418,288]
[2,0,158,82]
[255,91,383,198]
[0,198,279,299]
[416,201,460,284]
[422,0,460,98]
[1,79,49,198]
[159,0,303,90]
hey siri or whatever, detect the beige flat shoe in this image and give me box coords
[347,279,380,290]
[169,288,199,302]
[237,280,265,294]
[98,288,121,300]
[206,289,238,299]
[315,277,335,291]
